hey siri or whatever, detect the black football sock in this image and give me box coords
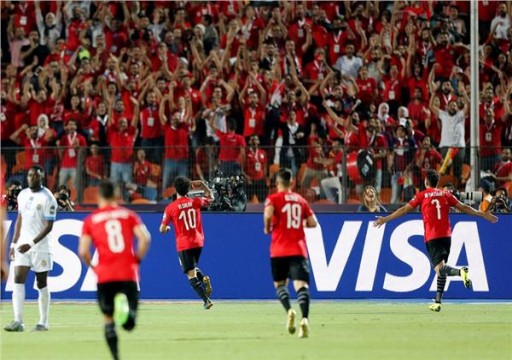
[297,287,310,319]
[276,285,291,312]
[435,275,447,303]
[189,277,208,303]
[105,322,119,360]
[195,268,205,282]
[439,265,460,277]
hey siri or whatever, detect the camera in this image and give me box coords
[58,192,69,202]
[3,181,22,211]
[206,171,247,212]
[450,189,483,203]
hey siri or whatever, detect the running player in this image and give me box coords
[4,166,57,332]
[264,168,317,338]
[374,169,498,311]
[159,176,214,309]
[79,180,151,360]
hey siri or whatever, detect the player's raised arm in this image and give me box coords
[78,234,94,267]
[263,203,274,235]
[191,180,214,201]
[454,202,499,223]
[133,224,151,262]
[373,203,414,228]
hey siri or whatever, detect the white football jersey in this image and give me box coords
[16,186,57,253]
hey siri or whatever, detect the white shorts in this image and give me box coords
[13,251,53,273]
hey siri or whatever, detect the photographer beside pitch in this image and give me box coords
[374,169,498,311]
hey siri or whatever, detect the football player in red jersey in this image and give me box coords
[374,169,498,312]
[79,180,151,360]
[264,168,317,338]
[160,176,214,309]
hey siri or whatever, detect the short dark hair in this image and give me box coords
[426,169,440,188]
[29,165,45,175]
[56,184,70,196]
[227,118,237,131]
[276,168,292,187]
[99,180,116,200]
[174,176,191,196]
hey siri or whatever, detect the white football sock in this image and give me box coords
[38,287,50,327]
[13,283,25,323]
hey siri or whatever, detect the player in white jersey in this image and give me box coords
[4,166,57,332]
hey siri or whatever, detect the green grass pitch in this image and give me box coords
[1,301,511,360]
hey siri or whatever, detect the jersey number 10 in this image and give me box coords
[179,208,197,231]
[282,203,302,229]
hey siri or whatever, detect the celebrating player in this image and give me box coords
[79,180,151,360]
[4,166,57,332]
[264,168,317,338]
[373,169,498,311]
[160,176,214,309]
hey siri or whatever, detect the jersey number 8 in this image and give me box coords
[105,219,125,253]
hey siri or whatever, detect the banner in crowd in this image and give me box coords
[1,212,511,300]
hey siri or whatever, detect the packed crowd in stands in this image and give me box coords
[1,0,512,206]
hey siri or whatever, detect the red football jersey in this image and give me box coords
[408,188,459,242]
[161,197,211,251]
[81,205,143,283]
[265,191,314,258]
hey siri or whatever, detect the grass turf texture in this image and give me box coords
[1,301,511,360]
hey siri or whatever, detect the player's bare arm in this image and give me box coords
[133,224,151,262]
[263,205,274,235]
[78,234,94,267]
[373,204,414,228]
[18,220,54,254]
[305,215,317,228]
[454,202,499,223]
[191,180,213,200]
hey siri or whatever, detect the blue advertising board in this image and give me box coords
[1,212,511,300]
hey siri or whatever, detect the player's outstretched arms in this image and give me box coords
[373,204,414,228]
[454,202,499,223]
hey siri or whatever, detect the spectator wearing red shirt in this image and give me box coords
[380,62,405,117]
[161,110,191,191]
[239,84,267,139]
[415,136,442,190]
[408,87,430,133]
[320,139,344,204]
[64,6,88,53]
[355,65,378,108]
[480,108,507,172]
[57,119,87,189]
[130,148,158,202]
[327,16,351,66]
[133,90,163,164]
[433,32,460,80]
[85,144,105,186]
[107,115,138,201]
[363,118,389,195]
[9,124,48,173]
[287,3,313,58]
[301,141,328,192]
[243,135,268,202]
[240,4,264,50]
[494,148,512,187]
[388,124,417,204]
[303,48,330,88]
[209,117,246,176]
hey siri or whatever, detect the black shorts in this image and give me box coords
[271,256,310,283]
[178,247,203,273]
[426,237,451,267]
[97,281,139,317]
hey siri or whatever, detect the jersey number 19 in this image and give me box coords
[282,203,301,229]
